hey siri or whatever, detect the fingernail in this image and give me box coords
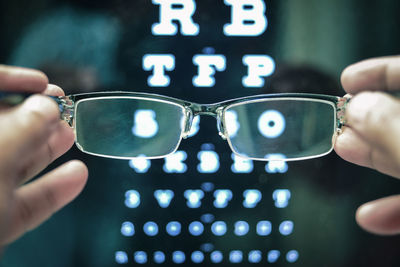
[44,84,65,97]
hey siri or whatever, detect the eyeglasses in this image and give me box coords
[0,91,349,161]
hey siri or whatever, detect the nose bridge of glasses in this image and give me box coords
[181,103,226,139]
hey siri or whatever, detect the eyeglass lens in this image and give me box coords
[74,97,185,158]
[224,99,336,160]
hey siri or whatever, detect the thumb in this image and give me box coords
[345,91,400,177]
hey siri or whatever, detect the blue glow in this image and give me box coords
[124,190,140,208]
[129,157,151,173]
[258,110,285,138]
[197,150,220,173]
[134,251,147,264]
[286,250,299,263]
[154,251,165,264]
[172,251,186,264]
[225,110,240,138]
[191,251,204,263]
[213,189,233,208]
[272,189,291,208]
[211,221,227,236]
[248,250,262,263]
[200,243,214,252]
[231,153,253,173]
[143,221,159,236]
[188,221,204,236]
[279,220,294,236]
[184,189,204,208]
[256,220,272,236]
[121,221,135,237]
[201,182,214,192]
[202,47,215,54]
[267,250,280,263]
[115,251,128,264]
[154,189,174,208]
[242,55,275,87]
[163,151,187,173]
[151,0,199,36]
[132,109,159,138]
[243,189,262,208]
[166,221,181,236]
[192,55,226,87]
[229,250,243,263]
[187,115,200,137]
[210,251,223,263]
[265,154,288,173]
[142,54,175,87]
[223,0,267,36]
[200,213,215,224]
[234,221,249,236]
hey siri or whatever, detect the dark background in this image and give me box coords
[1,0,400,266]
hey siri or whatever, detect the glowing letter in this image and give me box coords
[154,189,174,208]
[243,189,262,208]
[187,115,200,137]
[129,156,151,173]
[125,190,140,208]
[193,55,226,87]
[197,150,220,173]
[223,0,267,36]
[273,189,291,208]
[256,220,272,236]
[143,54,175,87]
[163,151,187,173]
[184,189,204,208]
[267,250,280,263]
[121,221,135,237]
[152,0,199,35]
[231,153,253,173]
[258,109,285,139]
[265,153,288,173]
[132,110,159,138]
[248,250,262,263]
[115,251,128,264]
[242,55,275,87]
[213,189,233,208]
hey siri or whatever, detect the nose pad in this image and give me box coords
[216,109,227,140]
[181,108,193,139]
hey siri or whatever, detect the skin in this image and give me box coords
[0,65,88,250]
[334,56,400,235]
[0,56,399,251]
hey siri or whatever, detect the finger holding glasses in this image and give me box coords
[334,56,400,235]
[0,65,88,246]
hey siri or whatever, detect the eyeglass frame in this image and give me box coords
[50,91,349,161]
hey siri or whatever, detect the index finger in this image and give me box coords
[341,56,400,94]
[0,65,48,93]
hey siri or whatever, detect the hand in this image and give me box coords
[0,65,88,249]
[334,56,400,235]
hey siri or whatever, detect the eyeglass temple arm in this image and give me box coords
[0,92,75,126]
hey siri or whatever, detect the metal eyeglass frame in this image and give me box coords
[0,91,349,161]
[45,91,349,161]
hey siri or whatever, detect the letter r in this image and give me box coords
[152,0,199,36]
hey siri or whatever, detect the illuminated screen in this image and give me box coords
[3,1,400,267]
[113,1,280,264]
[112,1,294,265]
